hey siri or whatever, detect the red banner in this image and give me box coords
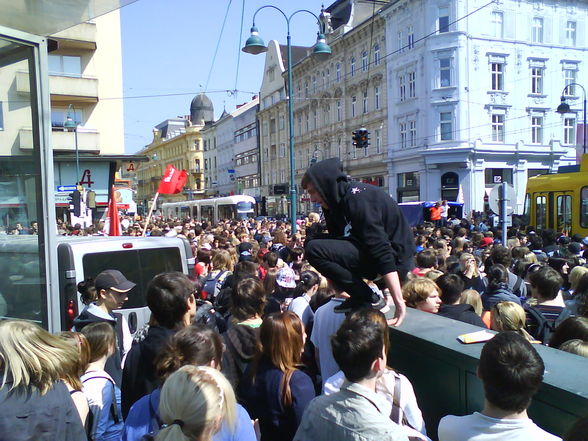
[104,185,121,236]
[157,164,187,194]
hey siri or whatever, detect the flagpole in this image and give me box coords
[142,192,159,237]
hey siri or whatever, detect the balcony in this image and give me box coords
[16,70,98,103]
[18,128,99,152]
[50,22,97,50]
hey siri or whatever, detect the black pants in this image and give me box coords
[305,238,379,304]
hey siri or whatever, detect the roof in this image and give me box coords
[279,45,308,67]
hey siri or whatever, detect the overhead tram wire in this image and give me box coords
[205,0,234,93]
[231,0,246,102]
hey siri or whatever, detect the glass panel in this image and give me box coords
[556,195,572,235]
[0,36,46,326]
[581,187,588,228]
[535,195,547,230]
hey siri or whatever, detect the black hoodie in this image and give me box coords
[304,158,414,276]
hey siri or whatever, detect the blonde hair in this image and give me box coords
[155,365,236,441]
[460,289,483,316]
[0,320,75,395]
[570,266,588,292]
[559,339,588,358]
[459,253,480,277]
[491,301,535,342]
[402,278,441,307]
[58,332,91,391]
[212,250,233,272]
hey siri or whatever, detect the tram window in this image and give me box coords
[535,195,546,229]
[218,205,235,220]
[201,205,213,222]
[581,187,588,228]
[192,206,198,218]
[556,195,572,234]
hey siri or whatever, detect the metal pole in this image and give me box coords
[74,127,80,185]
[501,182,507,246]
[287,32,297,234]
[583,94,586,154]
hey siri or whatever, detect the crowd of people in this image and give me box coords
[1,157,588,440]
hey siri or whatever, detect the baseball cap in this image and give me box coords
[95,269,136,293]
[479,237,493,248]
[239,250,253,262]
[569,242,582,255]
[276,267,297,288]
[237,242,253,254]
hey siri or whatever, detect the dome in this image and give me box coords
[190,93,214,125]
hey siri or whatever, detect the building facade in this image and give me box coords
[233,98,261,200]
[383,0,587,214]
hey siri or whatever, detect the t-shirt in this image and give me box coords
[438,412,561,441]
[310,297,346,385]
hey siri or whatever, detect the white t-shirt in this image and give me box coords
[310,297,346,384]
[438,412,561,441]
[288,293,313,330]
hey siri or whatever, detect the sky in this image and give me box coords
[120,0,326,154]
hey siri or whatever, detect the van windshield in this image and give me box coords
[83,247,183,309]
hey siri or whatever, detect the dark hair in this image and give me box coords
[491,246,513,268]
[293,270,320,297]
[196,248,212,265]
[146,272,194,329]
[416,249,437,269]
[331,308,386,383]
[436,274,464,305]
[80,322,116,363]
[264,252,279,268]
[155,324,223,381]
[77,278,97,305]
[574,273,588,318]
[233,261,258,282]
[231,277,266,322]
[529,266,563,301]
[548,317,588,349]
[478,332,544,412]
[487,264,509,290]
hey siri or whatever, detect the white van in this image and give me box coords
[0,235,194,333]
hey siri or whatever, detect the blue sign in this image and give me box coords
[56,185,77,192]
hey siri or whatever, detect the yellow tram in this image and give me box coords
[524,154,588,235]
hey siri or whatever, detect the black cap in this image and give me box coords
[95,269,136,293]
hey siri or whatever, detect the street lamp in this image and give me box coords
[63,104,80,186]
[556,82,586,155]
[243,5,331,233]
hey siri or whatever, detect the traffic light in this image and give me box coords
[352,128,370,148]
[69,190,81,216]
[357,127,369,149]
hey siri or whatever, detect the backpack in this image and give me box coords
[82,374,121,441]
[202,270,229,300]
[526,306,572,344]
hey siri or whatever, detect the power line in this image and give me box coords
[232,0,246,101]
[205,0,233,92]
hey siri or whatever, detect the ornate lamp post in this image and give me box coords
[556,82,586,154]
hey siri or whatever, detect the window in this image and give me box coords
[400,122,407,148]
[305,113,309,132]
[350,57,356,76]
[409,120,417,147]
[532,17,543,43]
[531,116,543,144]
[336,100,342,121]
[485,168,513,185]
[531,67,543,94]
[364,140,369,157]
[439,6,450,33]
[440,112,453,140]
[279,143,286,158]
[408,71,416,98]
[51,107,83,128]
[362,51,368,71]
[304,81,309,97]
[535,195,547,230]
[336,63,341,82]
[407,26,415,49]
[312,110,317,130]
[312,76,317,93]
[399,74,406,101]
[398,31,404,52]
[581,186,588,228]
[557,195,572,234]
[564,68,577,96]
[565,20,577,46]
[491,114,505,142]
[375,129,381,153]
[351,96,356,117]
[363,91,368,114]
[563,118,576,145]
[48,54,82,76]
[440,58,451,87]
[375,87,380,110]
[491,11,503,38]
[279,115,285,130]
[374,44,381,65]
[491,63,504,91]
[338,138,343,158]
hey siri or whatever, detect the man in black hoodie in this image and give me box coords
[301,158,414,324]
[121,271,196,418]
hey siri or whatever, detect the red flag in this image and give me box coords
[158,164,187,194]
[104,185,121,236]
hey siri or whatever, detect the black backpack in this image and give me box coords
[526,306,571,344]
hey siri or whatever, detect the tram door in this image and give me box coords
[554,192,572,235]
[533,193,548,230]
